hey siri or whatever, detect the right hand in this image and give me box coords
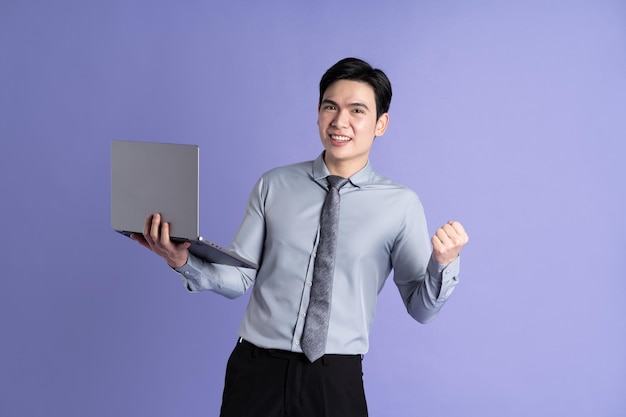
[131,213,191,268]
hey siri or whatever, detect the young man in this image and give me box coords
[133,57,469,417]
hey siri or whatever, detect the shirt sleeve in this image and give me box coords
[172,176,267,299]
[391,195,460,324]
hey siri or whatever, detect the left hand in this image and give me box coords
[431,221,469,265]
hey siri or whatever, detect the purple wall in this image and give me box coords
[1,1,624,416]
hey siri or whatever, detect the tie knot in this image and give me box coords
[327,175,349,190]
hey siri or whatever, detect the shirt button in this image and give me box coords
[307,281,312,287]
[184,271,190,276]
[300,312,306,318]
[295,341,300,346]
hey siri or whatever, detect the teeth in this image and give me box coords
[331,135,351,142]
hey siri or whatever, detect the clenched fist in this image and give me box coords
[431,221,469,265]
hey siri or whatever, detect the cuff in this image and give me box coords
[173,254,204,292]
[428,256,461,302]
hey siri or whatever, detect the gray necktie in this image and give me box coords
[301,175,349,362]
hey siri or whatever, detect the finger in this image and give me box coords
[149,213,162,243]
[441,222,467,244]
[448,221,468,239]
[431,234,444,250]
[131,233,152,250]
[435,227,451,243]
[441,223,456,238]
[161,221,173,246]
[173,240,192,252]
[431,234,455,265]
[446,222,469,247]
[143,214,155,245]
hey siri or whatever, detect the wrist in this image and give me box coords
[167,255,188,269]
[433,253,458,266]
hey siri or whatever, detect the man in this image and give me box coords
[133,57,469,417]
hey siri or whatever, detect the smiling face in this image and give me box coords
[317,79,389,178]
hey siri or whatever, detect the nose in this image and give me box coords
[331,109,350,128]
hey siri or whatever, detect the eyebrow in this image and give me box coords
[321,99,370,111]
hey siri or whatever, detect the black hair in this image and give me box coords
[319,57,392,119]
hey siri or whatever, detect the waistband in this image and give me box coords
[236,338,363,363]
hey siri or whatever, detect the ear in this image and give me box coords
[375,113,389,137]
[316,105,321,127]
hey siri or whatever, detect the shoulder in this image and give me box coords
[350,168,425,219]
[253,160,315,193]
[262,160,313,180]
[363,170,421,201]
[364,171,430,231]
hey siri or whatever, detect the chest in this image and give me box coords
[263,184,404,257]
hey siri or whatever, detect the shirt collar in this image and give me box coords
[312,152,373,188]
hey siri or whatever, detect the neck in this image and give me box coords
[323,153,367,179]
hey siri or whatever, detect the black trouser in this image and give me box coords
[220,339,368,417]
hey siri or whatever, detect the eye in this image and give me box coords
[324,105,337,111]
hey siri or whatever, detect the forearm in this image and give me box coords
[398,256,460,323]
[174,253,256,299]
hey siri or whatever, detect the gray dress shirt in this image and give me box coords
[175,153,460,355]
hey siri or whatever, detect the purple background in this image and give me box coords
[1,1,625,416]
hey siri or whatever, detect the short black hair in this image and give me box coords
[319,57,392,119]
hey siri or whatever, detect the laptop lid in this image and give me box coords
[111,140,257,269]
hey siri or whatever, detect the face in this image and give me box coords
[317,79,389,177]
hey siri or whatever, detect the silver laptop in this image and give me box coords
[111,140,258,269]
